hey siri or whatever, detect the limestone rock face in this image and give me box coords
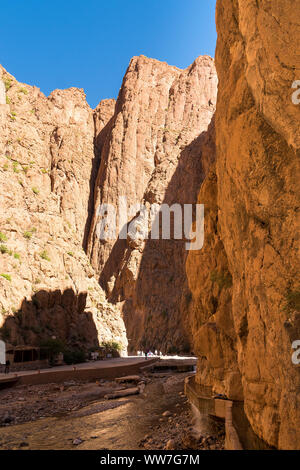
[185,0,299,451]
[186,165,242,401]
[0,67,127,351]
[87,55,218,353]
[212,0,299,449]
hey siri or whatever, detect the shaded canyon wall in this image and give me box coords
[186,0,300,450]
[87,55,218,353]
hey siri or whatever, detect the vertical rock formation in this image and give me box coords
[186,165,242,401]
[87,55,218,353]
[187,0,300,450]
[0,67,127,351]
[215,0,300,449]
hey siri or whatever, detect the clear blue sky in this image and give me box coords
[1,0,217,108]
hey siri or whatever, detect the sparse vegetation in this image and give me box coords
[23,230,33,239]
[4,78,12,91]
[63,349,86,365]
[18,87,28,95]
[6,96,11,105]
[101,341,122,353]
[0,244,8,254]
[13,161,20,173]
[0,273,12,281]
[0,232,7,242]
[40,250,50,261]
[32,186,39,195]
[14,253,20,260]
[39,338,65,356]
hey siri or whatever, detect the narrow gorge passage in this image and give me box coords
[0,0,299,453]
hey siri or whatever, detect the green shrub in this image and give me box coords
[13,162,19,173]
[40,250,50,261]
[101,341,122,352]
[32,186,39,195]
[6,96,11,105]
[0,232,7,242]
[0,273,11,281]
[4,78,12,91]
[18,87,28,95]
[63,349,86,365]
[39,338,65,356]
[14,253,20,260]
[23,231,33,239]
[0,244,8,254]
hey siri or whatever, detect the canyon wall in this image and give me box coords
[186,0,300,450]
[0,1,299,448]
[0,67,127,351]
[87,55,218,353]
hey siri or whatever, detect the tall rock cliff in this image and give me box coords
[186,0,300,450]
[0,67,127,351]
[87,55,218,353]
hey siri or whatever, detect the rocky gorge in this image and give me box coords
[0,0,299,450]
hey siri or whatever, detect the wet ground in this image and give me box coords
[0,372,224,450]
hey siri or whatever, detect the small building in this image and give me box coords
[3,343,49,371]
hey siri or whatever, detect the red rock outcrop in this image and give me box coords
[215,0,300,449]
[0,67,127,351]
[87,55,218,353]
[186,0,300,450]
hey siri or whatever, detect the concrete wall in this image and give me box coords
[5,358,157,386]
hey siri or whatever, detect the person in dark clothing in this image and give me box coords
[4,359,10,374]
